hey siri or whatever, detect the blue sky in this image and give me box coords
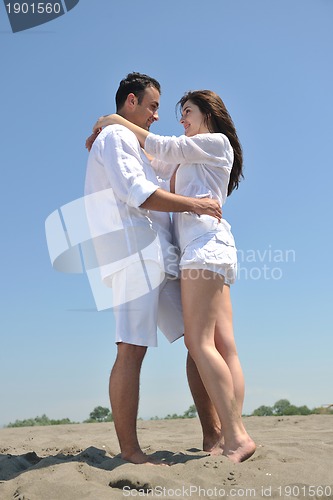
[1,0,332,427]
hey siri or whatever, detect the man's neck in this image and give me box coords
[117,110,132,123]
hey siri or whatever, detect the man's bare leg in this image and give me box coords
[109,342,154,464]
[186,352,223,453]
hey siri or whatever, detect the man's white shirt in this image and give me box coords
[84,125,179,285]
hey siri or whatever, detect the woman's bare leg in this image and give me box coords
[181,269,255,463]
[186,352,222,452]
[214,284,245,415]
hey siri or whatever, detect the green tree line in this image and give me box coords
[150,404,197,420]
[5,405,197,428]
[5,400,332,427]
[5,414,77,428]
[5,406,113,428]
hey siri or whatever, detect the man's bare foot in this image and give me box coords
[208,439,224,456]
[223,437,256,464]
[203,429,223,453]
[121,450,168,466]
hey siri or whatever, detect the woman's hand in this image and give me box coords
[92,114,120,134]
[86,113,148,151]
[85,114,121,151]
[85,129,101,152]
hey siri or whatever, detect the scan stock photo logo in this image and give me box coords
[3,0,79,33]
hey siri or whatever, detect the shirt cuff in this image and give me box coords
[127,179,159,208]
[158,177,171,192]
[144,134,157,156]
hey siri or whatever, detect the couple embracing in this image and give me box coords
[85,72,255,465]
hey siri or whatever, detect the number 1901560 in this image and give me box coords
[6,3,62,14]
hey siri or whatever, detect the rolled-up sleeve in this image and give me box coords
[145,132,233,168]
[150,157,178,181]
[102,126,159,208]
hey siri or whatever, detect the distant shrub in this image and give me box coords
[252,405,274,416]
[251,399,331,417]
[83,406,113,423]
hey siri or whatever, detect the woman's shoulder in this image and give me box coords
[190,133,232,156]
[194,132,230,145]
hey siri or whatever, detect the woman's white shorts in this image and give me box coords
[179,231,237,285]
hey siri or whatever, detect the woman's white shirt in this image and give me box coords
[145,132,235,252]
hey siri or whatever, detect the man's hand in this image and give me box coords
[192,197,222,221]
[141,189,222,221]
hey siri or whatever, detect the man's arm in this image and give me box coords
[141,189,222,221]
[102,127,159,208]
[100,127,221,220]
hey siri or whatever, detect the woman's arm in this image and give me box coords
[93,114,149,148]
[144,133,232,168]
[88,115,180,182]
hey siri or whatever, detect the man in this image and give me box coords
[85,73,222,464]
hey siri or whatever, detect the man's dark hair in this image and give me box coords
[115,72,161,111]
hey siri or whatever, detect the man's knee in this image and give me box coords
[116,342,147,364]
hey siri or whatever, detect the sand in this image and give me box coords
[0,415,332,500]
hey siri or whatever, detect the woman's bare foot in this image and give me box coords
[223,437,256,463]
[121,450,168,465]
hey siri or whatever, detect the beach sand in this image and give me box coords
[0,415,332,499]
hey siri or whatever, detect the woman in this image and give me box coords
[89,90,256,463]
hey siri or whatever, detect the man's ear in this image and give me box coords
[125,93,138,110]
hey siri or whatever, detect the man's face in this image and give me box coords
[130,86,160,130]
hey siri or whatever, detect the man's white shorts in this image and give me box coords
[110,261,184,347]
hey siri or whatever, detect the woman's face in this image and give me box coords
[180,100,210,137]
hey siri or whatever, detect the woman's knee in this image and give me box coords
[184,333,211,363]
[184,333,198,358]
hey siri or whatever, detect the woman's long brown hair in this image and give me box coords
[178,90,244,196]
